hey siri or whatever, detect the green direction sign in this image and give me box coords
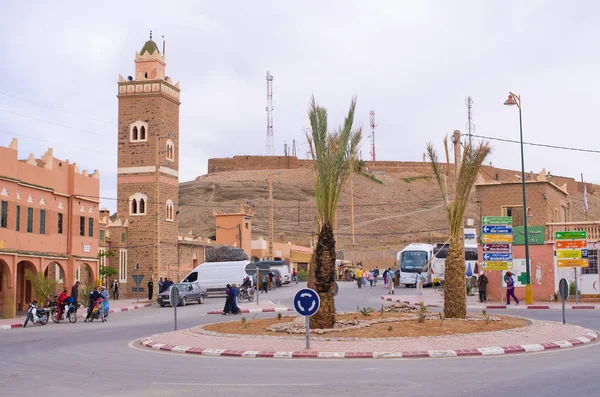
[482,216,513,225]
[555,231,587,240]
[513,226,545,245]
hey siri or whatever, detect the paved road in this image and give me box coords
[1,282,599,397]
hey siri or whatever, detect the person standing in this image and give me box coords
[356,267,363,289]
[111,279,119,300]
[478,272,489,303]
[158,277,164,294]
[71,281,80,308]
[100,286,110,318]
[373,267,379,286]
[292,268,298,284]
[261,275,269,294]
[147,278,154,300]
[505,271,519,305]
[387,268,395,295]
[416,270,424,296]
[368,271,374,288]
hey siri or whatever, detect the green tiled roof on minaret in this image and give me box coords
[140,30,160,55]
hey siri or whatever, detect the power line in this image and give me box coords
[466,133,600,154]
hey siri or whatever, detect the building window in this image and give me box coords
[98,248,107,268]
[1,201,7,228]
[119,249,128,283]
[27,207,33,233]
[129,121,148,142]
[502,206,523,227]
[166,199,174,221]
[79,216,85,236]
[245,222,249,229]
[166,139,174,161]
[39,209,46,235]
[16,205,20,232]
[121,232,126,243]
[88,218,93,237]
[129,193,147,215]
[58,213,63,234]
[582,250,598,275]
[75,267,80,282]
[99,230,105,241]
[561,205,567,222]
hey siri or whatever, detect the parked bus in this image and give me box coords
[431,243,479,281]
[397,243,435,287]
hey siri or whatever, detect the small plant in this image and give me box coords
[357,305,360,312]
[438,312,445,327]
[482,310,487,316]
[245,313,259,328]
[484,313,491,326]
[359,307,374,317]
[388,326,393,332]
[277,312,282,320]
[569,281,580,297]
[241,317,248,329]
[296,269,309,282]
[25,270,57,303]
[353,316,358,320]
[380,303,384,315]
[417,302,427,323]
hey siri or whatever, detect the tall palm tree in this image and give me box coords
[426,138,491,318]
[306,96,362,329]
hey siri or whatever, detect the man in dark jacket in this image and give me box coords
[84,287,103,322]
[71,281,80,304]
[478,271,489,302]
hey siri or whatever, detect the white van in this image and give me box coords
[258,260,292,284]
[181,260,250,294]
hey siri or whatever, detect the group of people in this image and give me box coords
[354,265,399,295]
[84,285,110,322]
[223,283,241,315]
[158,277,174,294]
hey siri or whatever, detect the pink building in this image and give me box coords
[0,138,100,317]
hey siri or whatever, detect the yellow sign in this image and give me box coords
[481,234,513,243]
[556,249,583,259]
[557,259,589,268]
[482,261,513,270]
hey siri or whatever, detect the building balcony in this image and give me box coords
[546,222,600,241]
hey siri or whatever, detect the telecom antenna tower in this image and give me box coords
[465,96,474,145]
[369,110,376,161]
[266,70,274,155]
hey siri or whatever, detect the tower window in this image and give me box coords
[129,121,148,142]
[166,200,174,221]
[166,139,174,161]
[129,193,147,216]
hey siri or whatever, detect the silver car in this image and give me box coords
[157,283,206,307]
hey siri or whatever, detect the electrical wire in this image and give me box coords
[465,133,600,154]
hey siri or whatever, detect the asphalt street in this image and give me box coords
[1,282,599,397]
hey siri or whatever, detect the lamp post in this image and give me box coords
[504,92,533,305]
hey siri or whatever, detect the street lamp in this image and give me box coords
[504,92,533,305]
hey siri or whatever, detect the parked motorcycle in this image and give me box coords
[23,301,49,328]
[237,286,255,303]
[50,300,80,323]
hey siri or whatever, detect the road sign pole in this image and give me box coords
[174,301,177,331]
[574,267,579,304]
[305,316,310,349]
[562,299,566,324]
[136,284,139,303]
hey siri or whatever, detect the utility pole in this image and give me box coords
[350,180,355,244]
[268,175,274,260]
[265,70,274,155]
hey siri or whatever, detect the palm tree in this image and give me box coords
[306,96,362,329]
[426,137,491,318]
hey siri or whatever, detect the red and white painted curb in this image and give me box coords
[0,303,152,331]
[382,296,599,310]
[207,308,294,315]
[140,330,598,359]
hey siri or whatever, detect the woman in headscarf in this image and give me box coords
[222,284,233,315]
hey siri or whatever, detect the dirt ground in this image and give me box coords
[202,313,529,338]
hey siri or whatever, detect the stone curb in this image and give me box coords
[0,303,152,331]
[139,330,598,359]
[207,308,294,315]
[381,296,600,311]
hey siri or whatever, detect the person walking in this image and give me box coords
[231,283,240,314]
[383,268,388,288]
[261,275,269,294]
[362,270,367,287]
[416,270,424,296]
[292,268,298,284]
[373,267,379,286]
[111,279,119,300]
[505,271,519,305]
[387,268,395,295]
[147,278,154,300]
[223,284,233,315]
[71,281,80,308]
[158,277,164,293]
[368,271,374,288]
[356,267,363,289]
[478,271,489,303]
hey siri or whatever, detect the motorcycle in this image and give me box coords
[23,301,49,328]
[237,286,255,303]
[50,300,80,323]
[86,298,105,323]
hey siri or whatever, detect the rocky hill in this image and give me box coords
[178,157,599,267]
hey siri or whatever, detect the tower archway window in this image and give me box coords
[166,200,174,221]
[166,139,174,161]
[144,72,148,78]
[129,193,147,216]
[129,121,148,143]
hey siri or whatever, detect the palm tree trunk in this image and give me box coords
[307,223,336,329]
[444,237,467,318]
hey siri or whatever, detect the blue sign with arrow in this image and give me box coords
[482,252,513,261]
[294,288,320,317]
[482,225,513,235]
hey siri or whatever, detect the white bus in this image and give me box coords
[431,243,479,281]
[397,243,435,287]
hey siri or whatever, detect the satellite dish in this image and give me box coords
[127,76,133,81]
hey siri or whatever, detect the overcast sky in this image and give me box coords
[1,1,599,212]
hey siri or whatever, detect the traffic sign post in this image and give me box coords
[131,274,144,303]
[554,230,587,304]
[245,263,271,305]
[169,286,180,331]
[294,288,320,350]
[559,278,569,324]
[482,216,514,300]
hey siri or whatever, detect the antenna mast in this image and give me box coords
[369,110,376,161]
[465,96,474,146]
[266,70,274,155]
